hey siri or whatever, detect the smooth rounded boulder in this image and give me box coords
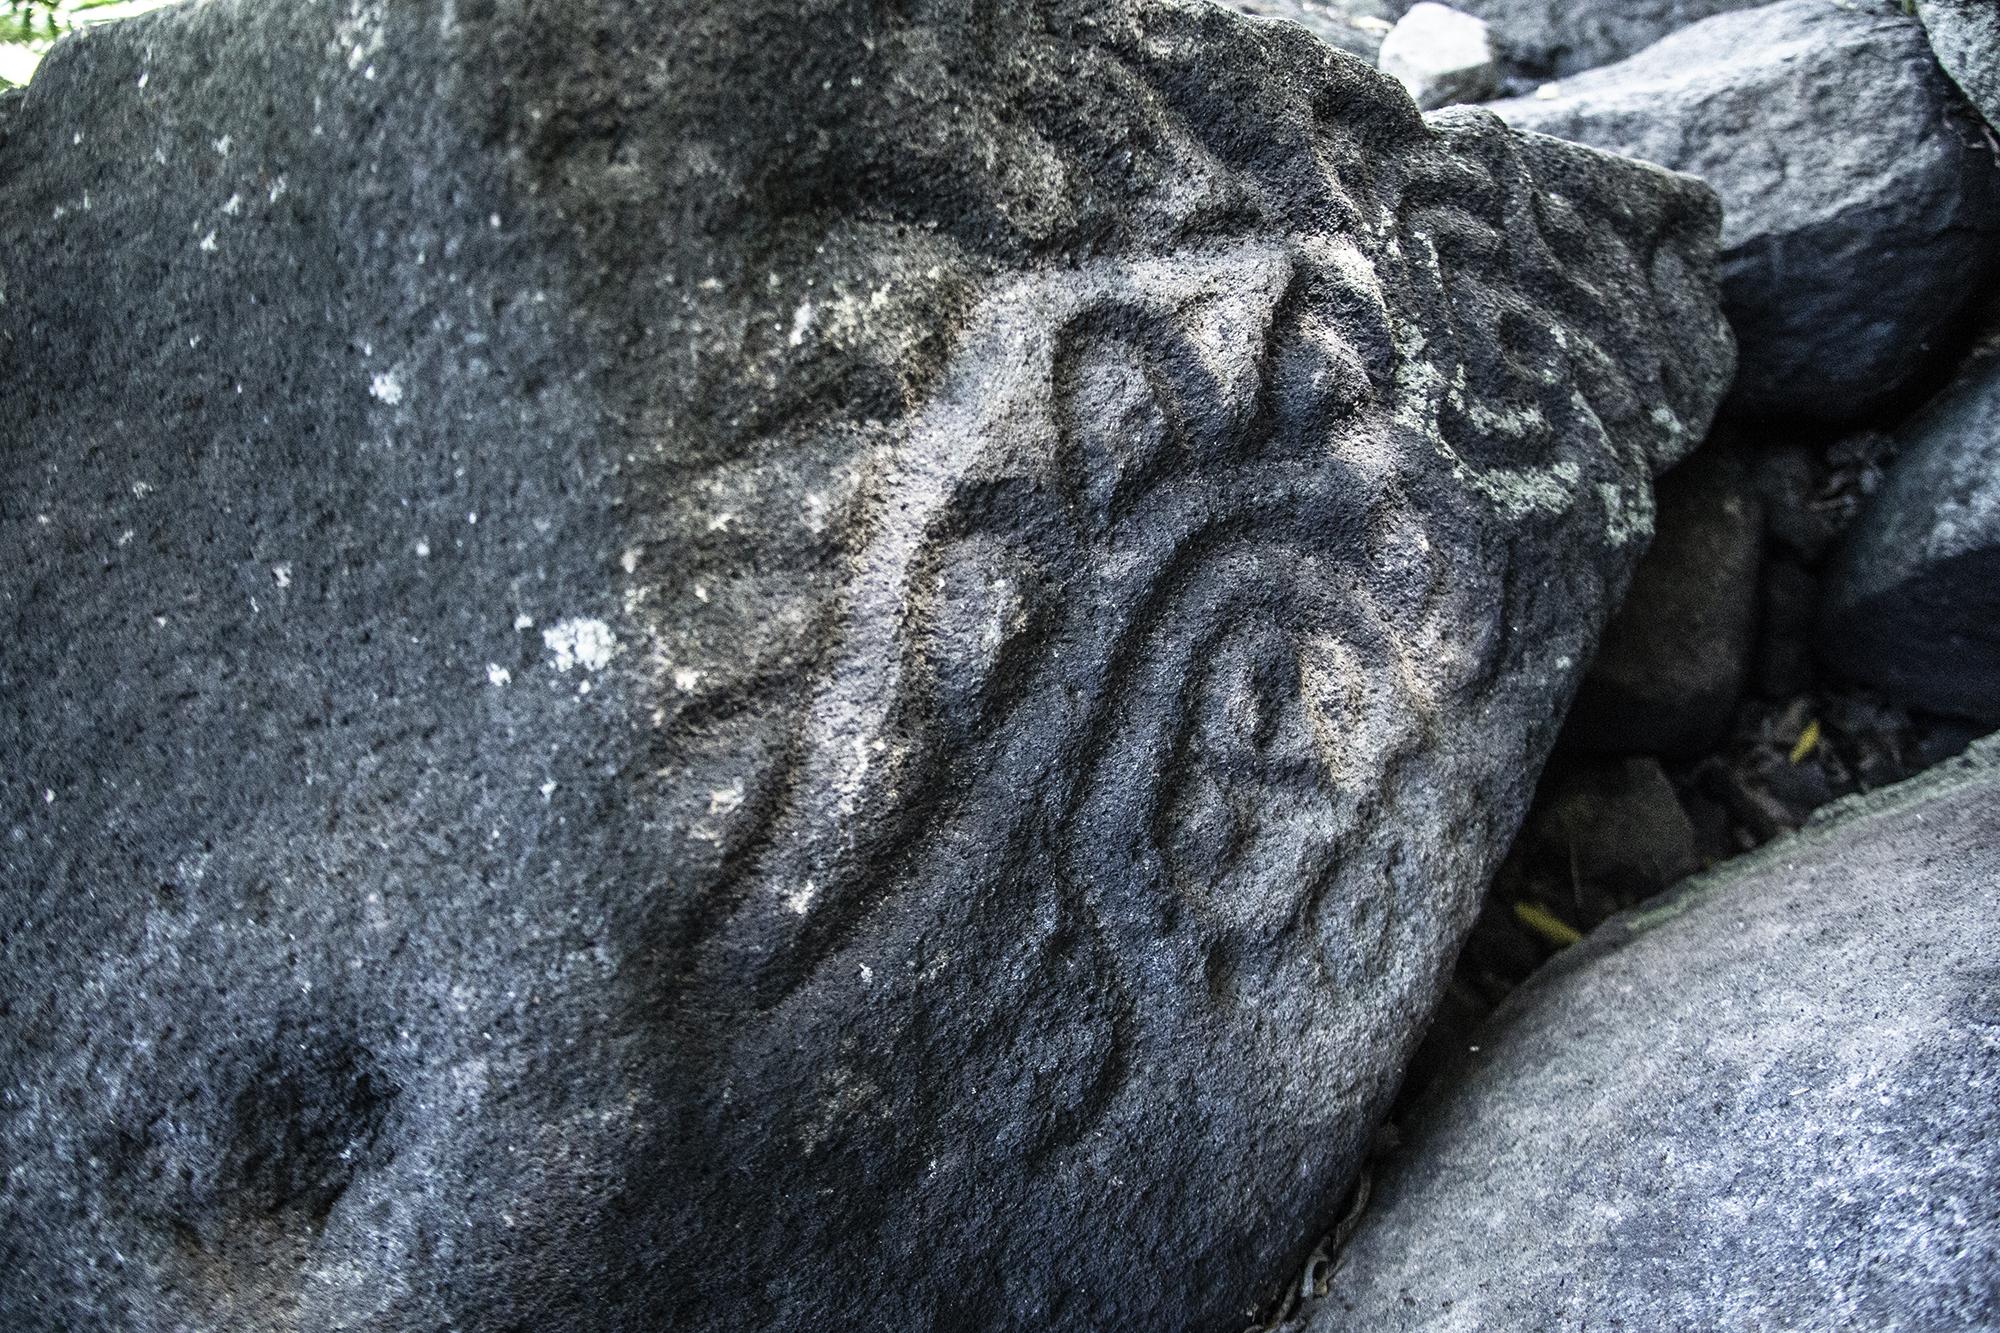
[0,0,1731,1329]
[1318,735,2000,1332]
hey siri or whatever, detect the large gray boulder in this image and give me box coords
[0,1,1731,1329]
[1822,335,2000,723]
[1396,0,1770,79]
[1318,735,2000,1332]
[1917,0,2000,133]
[1493,0,2000,424]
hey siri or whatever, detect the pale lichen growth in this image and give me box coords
[543,618,618,673]
[708,782,745,817]
[1391,318,1586,521]
[1598,480,1656,547]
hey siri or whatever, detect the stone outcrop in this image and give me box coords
[1493,0,2000,424]
[1319,736,2000,1332]
[0,1,1730,1329]
[1916,0,2000,133]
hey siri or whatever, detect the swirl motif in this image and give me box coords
[623,101,1726,1233]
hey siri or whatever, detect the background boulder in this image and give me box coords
[1222,0,1396,60]
[1378,3,1498,109]
[1822,334,2000,723]
[1396,0,1771,80]
[1319,735,2000,1332]
[1917,0,2000,132]
[1493,0,2000,424]
[1561,444,1762,757]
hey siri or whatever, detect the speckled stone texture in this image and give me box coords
[1918,0,2000,133]
[1492,0,2000,424]
[1318,735,2000,1333]
[0,1,1730,1329]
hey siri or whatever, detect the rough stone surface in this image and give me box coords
[1378,2,1498,110]
[1563,444,1762,757]
[1823,335,2000,723]
[1220,0,1396,61]
[0,1,1731,1329]
[1493,0,2000,424]
[1917,0,2000,133]
[1394,0,1769,79]
[1319,735,2000,1333]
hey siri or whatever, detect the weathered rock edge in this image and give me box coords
[0,2,1730,1329]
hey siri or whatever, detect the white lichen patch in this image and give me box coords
[513,613,535,631]
[197,230,218,253]
[334,0,387,70]
[221,193,243,217]
[369,370,404,405]
[1391,318,1586,520]
[1598,480,1655,547]
[542,618,617,673]
[272,563,292,588]
[785,880,818,916]
[707,781,745,817]
[486,663,511,687]
[788,300,815,347]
